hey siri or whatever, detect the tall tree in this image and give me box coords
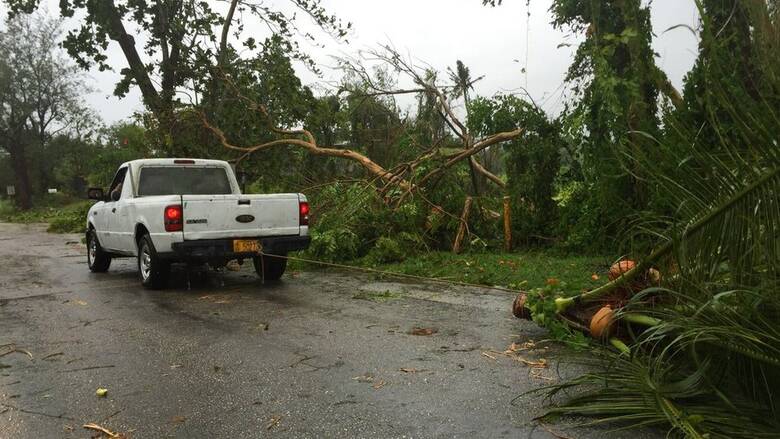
[0,13,86,209]
[448,60,486,195]
[3,0,350,150]
[549,0,663,248]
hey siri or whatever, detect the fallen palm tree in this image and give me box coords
[509,2,780,435]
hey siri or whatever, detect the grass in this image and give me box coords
[0,197,92,233]
[373,251,611,291]
[291,250,612,293]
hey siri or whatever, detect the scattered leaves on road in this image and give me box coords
[479,341,555,381]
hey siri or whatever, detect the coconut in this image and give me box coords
[590,305,615,338]
[512,292,532,320]
[608,260,636,281]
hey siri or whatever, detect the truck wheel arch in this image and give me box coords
[135,223,150,246]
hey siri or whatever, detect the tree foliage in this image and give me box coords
[469,94,562,244]
[0,12,89,209]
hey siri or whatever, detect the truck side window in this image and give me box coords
[108,167,128,201]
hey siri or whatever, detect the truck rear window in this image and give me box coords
[137,167,232,196]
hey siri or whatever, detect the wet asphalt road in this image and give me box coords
[0,223,656,438]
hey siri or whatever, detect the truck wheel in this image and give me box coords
[138,234,170,289]
[253,254,287,281]
[87,230,111,272]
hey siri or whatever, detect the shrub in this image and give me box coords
[366,236,405,264]
[308,226,360,262]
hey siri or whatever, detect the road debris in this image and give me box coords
[42,352,64,360]
[481,352,497,361]
[409,327,437,336]
[82,422,126,438]
[96,388,108,397]
[352,374,374,383]
[372,380,386,390]
[266,414,283,430]
[539,423,575,439]
[171,415,186,424]
[399,367,425,373]
[519,358,547,368]
[0,344,33,360]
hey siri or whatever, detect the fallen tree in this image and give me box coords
[197,45,522,200]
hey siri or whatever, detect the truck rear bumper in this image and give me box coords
[167,235,310,261]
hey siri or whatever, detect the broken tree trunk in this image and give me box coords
[452,196,473,254]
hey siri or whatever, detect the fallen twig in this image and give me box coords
[83,422,121,438]
[0,345,33,360]
[60,365,115,373]
[481,352,497,360]
[266,414,282,430]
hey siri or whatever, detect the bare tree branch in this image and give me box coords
[470,157,506,188]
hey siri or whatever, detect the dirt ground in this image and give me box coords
[0,223,659,438]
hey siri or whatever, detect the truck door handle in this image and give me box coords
[238,199,250,205]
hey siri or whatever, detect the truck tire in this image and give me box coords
[253,254,287,281]
[138,234,170,289]
[87,229,111,273]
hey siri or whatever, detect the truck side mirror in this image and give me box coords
[87,187,104,201]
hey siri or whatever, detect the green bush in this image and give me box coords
[366,236,405,264]
[308,226,360,262]
[0,199,92,234]
[46,202,91,233]
[301,181,438,262]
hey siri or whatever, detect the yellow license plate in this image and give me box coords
[233,239,262,253]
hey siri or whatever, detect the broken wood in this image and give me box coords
[452,196,473,254]
[200,46,523,201]
[83,423,122,438]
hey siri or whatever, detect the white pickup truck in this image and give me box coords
[85,158,310,289]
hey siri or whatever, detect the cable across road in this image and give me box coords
[258,251,522,295]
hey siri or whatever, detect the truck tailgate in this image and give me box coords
[181,194,300,240]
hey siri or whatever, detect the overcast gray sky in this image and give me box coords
[57,0,701,123]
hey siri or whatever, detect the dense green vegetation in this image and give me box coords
[1,1,777,436]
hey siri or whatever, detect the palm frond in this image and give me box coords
[539,2,780,437]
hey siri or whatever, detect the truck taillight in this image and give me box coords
[299,201,310,226]
[164,205,183,232]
